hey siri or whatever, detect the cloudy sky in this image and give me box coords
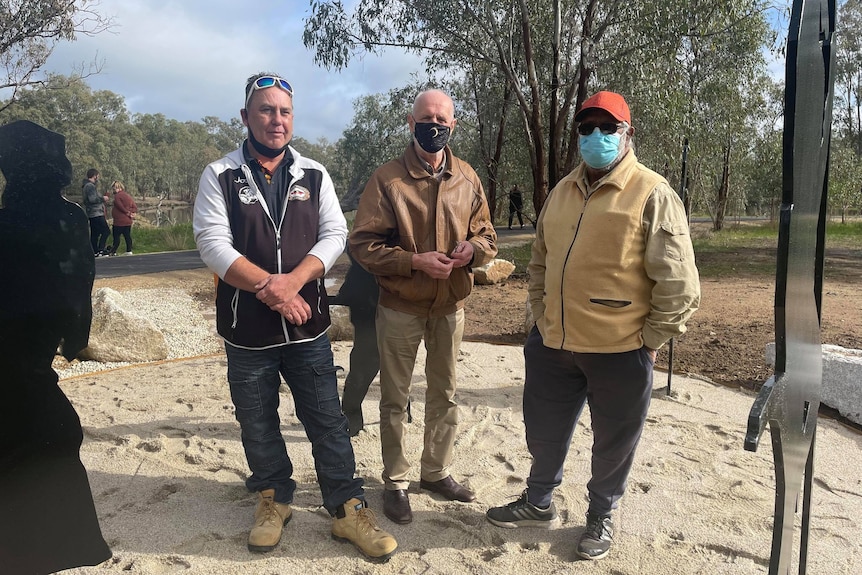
[41,0,422,142]
[40,1,792,143]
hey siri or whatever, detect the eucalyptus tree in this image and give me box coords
[607,0,773,229]
[0,0,111,112]
[303,0,771,218]
[835,0,862,154]
[828,137,862,221]
[830,0,862,220]
[329,88,415,208]
[302,0,622,212]
[0,74,146,198]
[202,116,246,153]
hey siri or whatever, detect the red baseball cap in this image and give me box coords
[574,91,631,123]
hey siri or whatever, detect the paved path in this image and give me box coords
[93,228,535,279]
[94,250,205,279]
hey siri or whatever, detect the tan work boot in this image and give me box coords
[331,498,397,562]
[248,489,292,553]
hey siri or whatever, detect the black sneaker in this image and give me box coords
[486,490,560,529]
[576,512,614,560]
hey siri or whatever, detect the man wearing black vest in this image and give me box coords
[194,73,396,562]
[486,91,700,561]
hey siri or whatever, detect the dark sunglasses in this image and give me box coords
[245,76,294,108]
[577,122,624,136]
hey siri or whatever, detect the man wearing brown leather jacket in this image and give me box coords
[349,89,497,525]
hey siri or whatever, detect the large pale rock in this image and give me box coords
[765,342,862,425]
[80,288,169,362]
[328,305,353,341]
[473,258,516,285]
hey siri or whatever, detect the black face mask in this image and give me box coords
[247,128,289,158]
[414,122,451,153]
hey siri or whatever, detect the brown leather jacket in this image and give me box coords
[349,143,497,318]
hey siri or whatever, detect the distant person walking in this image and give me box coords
[108,181,137,255]
[508,185,524,229]
[81,169,110,256]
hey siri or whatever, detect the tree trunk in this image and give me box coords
[714,139,732,231]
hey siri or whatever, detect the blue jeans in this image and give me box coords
[225,334,364,515]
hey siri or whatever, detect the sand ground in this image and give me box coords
[57,340,862,575]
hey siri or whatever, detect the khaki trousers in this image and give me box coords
[376,305,464,490]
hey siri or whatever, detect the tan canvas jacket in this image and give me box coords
[529,151,700,352]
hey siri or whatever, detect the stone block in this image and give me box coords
[473,258,516,285]
[765,342,862,425]
[328,305,353,341]
[80,288,168,362]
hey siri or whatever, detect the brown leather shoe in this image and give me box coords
[382,489,413,524]
[419,476,476,502]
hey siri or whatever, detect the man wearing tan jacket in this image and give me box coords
[349,89,497,525]
[486,91,700,561]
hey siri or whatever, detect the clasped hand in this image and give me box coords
[413,242,473,279]
[254,273,311,325]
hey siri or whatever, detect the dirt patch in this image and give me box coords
[463,252,862,393]
[98,247,862,394]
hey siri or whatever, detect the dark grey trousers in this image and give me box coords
[522,326,654,516]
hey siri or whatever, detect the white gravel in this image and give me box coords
[56,287,223,380]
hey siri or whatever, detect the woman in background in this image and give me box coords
[109,180,138,255]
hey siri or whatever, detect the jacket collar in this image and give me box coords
[404,142,453,180]
[573,149,638,194]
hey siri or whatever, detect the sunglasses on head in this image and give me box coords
[245,76,294,108]
[577,122,625,136]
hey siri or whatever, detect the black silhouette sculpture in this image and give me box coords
[0,120,111,573]
[744,1,836,573]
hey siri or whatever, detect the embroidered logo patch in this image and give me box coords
[238,186,258,205]
[288,185,311,202]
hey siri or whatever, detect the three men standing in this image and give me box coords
[350,89,497,524]
[194,73,396,562]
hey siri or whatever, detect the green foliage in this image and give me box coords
[497,220,862,281]
[131,223,196,253]
[302,0,779,222]
[0,75,241,209]
[0,0,111,111]
[495,242,534,275]
[330,88,415,203]
[828,138,862,220]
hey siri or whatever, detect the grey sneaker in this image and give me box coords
[486,490,560,529]
[576,512,614,560]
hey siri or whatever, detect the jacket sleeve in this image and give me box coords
[193,162,242,279]
[641,183,701,349]
[348,172,415,279]
[82,183,98,208]
[527,197,549,324]
[465,178,497,267]
[306,165,348,273]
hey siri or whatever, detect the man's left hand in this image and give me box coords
[449,241,474,268]
[271,296,312,325]
[255,274,310,323]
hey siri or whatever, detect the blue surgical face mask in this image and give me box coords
[579,130,623,169]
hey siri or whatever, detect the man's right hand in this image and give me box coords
[412,251,454,279]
